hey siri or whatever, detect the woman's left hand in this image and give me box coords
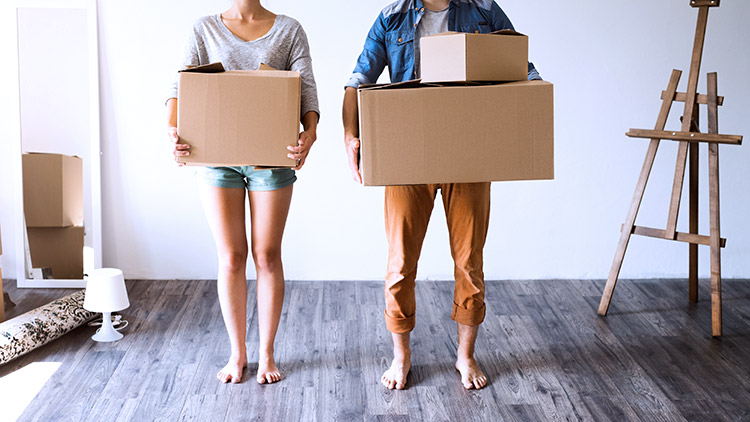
[287,129,316,170]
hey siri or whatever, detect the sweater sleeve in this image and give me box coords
[289,25,320,121]
[166,28,202,101]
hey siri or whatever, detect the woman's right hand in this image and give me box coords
[167,126,190,166]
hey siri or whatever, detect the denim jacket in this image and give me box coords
[346,0,541,88]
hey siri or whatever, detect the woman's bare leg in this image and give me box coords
[248,185,293,384]
[198,184,249,384]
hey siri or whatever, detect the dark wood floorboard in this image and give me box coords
[1,278,749,421]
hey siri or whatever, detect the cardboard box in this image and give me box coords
[27,226,84,279]
[22,153,83,227]
[420,30,528,83]
[177,62,301,167]
[358,80,554,186]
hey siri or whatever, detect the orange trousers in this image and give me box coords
[384,182,490,333]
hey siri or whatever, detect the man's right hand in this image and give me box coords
[345,136,363,184]
[167,126,190,167]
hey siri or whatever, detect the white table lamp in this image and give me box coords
[83,268,130,342]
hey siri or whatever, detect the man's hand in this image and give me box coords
[167,126,190,167]
[288,129,316,170]
[345,136,362,184]
[342,87,363,184]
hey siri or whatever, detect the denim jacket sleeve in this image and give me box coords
[490,2,542,81]
[345,13,389,89]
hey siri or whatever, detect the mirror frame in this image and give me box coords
[8,0,102,288]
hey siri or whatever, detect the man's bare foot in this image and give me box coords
[455,356,488,390]
[382,332,411,390]
[381,358,411,390]
[217,355,247,384]
[256,354,282,384]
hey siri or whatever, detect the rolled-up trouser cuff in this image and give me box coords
[384,310,416,334]
[451,302,486,326]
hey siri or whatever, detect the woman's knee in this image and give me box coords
[252,248,282,273]
[218,250,248,275]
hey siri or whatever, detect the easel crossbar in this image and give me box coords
[622,224,727,247]
[627,129,742,145]
[661,91,724,106]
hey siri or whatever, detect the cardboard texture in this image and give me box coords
[177,62,301,167]
[22,153,83,227]
[358,80,554,186]
[420,30,528,83]
[27,226,84,279]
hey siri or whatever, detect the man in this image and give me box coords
[342,0,541,390]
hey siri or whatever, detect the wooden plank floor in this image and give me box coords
[1,278,749,421]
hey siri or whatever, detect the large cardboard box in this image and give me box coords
[27,226,84,279]
[420,30,528,83]
[358,80,554,186]
[22,153,83,227]
[177,62,301,167]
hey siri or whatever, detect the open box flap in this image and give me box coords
[179,62,226,74]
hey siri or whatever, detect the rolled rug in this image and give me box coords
[0,290,96,365]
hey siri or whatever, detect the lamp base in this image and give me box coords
[91,311,124,342]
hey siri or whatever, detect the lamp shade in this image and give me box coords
[83,268,130,312]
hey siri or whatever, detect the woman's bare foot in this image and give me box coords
[455,356,488,390]
[256,354,282,384]
[217,355,247,384]
[381,357,411,390]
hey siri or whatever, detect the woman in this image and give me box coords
[165,0,319,384]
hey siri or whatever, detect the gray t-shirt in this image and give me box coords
[168,14,319,119]
[414,7,449,79]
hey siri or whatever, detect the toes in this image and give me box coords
[218,371,230,384]
[257,375,267,384]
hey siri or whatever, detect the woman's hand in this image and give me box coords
[287,129,316,170]
[167,126,190,167]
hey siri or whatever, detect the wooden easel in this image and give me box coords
[597,0,743,337]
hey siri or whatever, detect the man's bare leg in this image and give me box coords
[382,332,411,390]
[455,323,488,389]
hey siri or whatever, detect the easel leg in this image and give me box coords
[689,116,700,303]
[599,70,683,316]
[707,72,722,337]
[598,139,660,316]
[709,143,722,337]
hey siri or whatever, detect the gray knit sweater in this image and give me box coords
[168,14,320,119]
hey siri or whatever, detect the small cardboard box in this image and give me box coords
[177,62,301,167]
[27,226,84,279]
[22,153,83,227]
[420,30,528,83]
[357,80,554,186]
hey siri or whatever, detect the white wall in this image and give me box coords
[1,0,749,281]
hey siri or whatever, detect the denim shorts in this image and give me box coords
[195,166,296,191]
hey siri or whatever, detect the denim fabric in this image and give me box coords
[346,0,541,88]
[196,166,296,191]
